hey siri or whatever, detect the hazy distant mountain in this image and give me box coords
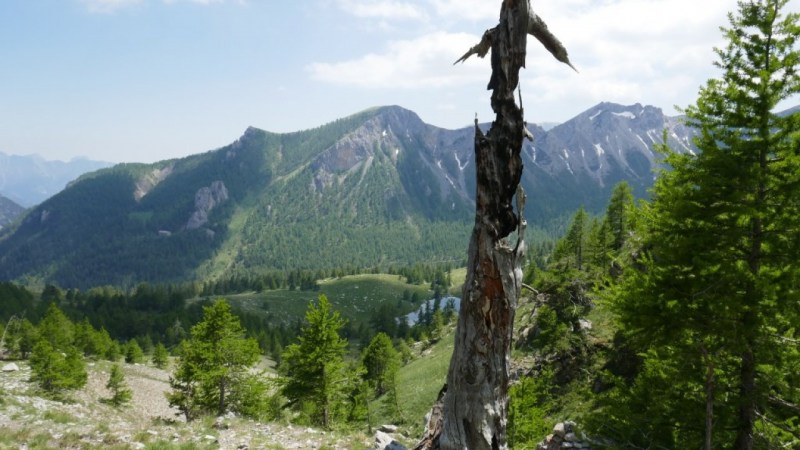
[0,152,112,207]
[0,194,24,231]
[0,102,714,288]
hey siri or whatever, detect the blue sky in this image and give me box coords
[1,0,798,163]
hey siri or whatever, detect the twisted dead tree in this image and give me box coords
[413,1,574,449]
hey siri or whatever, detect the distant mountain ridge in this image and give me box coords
[0,194,24,231]
[0,152,112,207]
[2,101,792,289]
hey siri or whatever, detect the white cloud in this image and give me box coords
[514,0,735,119]
[308,31,489,88]
[430,0,496,22]
[335,0,427,20]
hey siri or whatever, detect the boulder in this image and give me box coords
[374,430,407,450]
[2,362,19,372]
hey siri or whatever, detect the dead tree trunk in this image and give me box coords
[413,1,574,449]
[438,3,527,449]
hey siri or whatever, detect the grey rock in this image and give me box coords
[213,416,229,430]
[375,430,407,450]
[186,180,229,230]
[2,363,20,372]
[565,432,578,442]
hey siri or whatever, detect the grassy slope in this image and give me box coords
[204,273,435,327]
[372,331,455,439]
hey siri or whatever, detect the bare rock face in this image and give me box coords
[186,181,229,230]
[134,163,174,201]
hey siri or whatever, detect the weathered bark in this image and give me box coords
[427,1,528,449]
[413,2,573,448]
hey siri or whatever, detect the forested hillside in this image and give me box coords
[0,102,704,289]
[0,194,24,230]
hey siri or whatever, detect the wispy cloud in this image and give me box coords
[335,0,427,20]
[430,0,496,22]
[308,31,487,88]
[312,0,736,120]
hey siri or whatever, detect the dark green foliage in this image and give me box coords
[27,303,87,396]
[361,333,400,397]
[602,182,634,252]
[167,300,262,420]
[3,317,36,359]
[105,339,123,362]
[0,107,477,289]
[597,2,800,448]
[0,282,35,325]
[508,371,556,449]
[125,339,145,364]
[37,303,74,351]
[279,295,350,428]
[105,363,132,407]
[550,207,588,270]
[29,340,87,395]
[152,342,169,369]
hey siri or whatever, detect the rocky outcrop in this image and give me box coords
[185,181,229,230]
[370,425,407,450]
[134,163,174,201]
[537,421,592,449]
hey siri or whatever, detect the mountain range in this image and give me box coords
[0,152,112,207]
[0,102,707,288]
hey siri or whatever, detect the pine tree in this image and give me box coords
[603,1,800,448]
[167,300,261,420]
[124,339,144,364]
[105,363,132,406]
[279,294,349,428]
[361,333,400,397]
[603,182,635,252]
[29,340,87,396]
[37,303,74,351]
[553,207,588,270]
[151,342,169,369]
[28,303,87,397]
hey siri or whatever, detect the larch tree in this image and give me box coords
[414,1,575,449]
[603,181,635,252]
[279,294,350,429]
[105,363,132,407]
[605,1,800,448]
[167,299,261,420]
[29,303,87,396]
